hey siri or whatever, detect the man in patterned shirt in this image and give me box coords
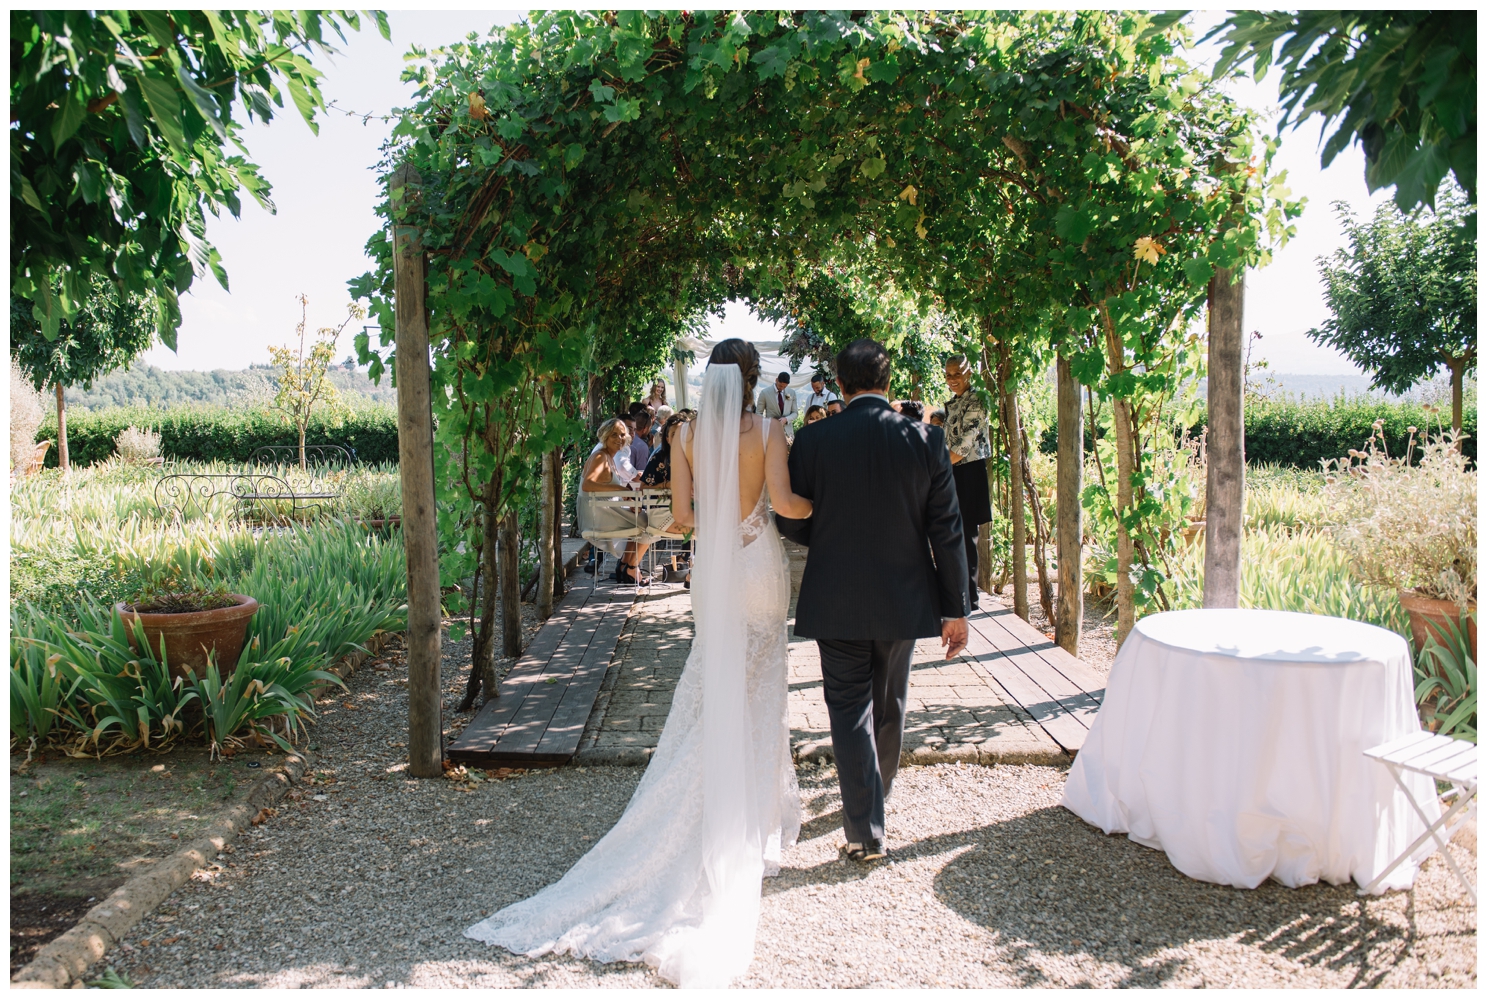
[943,355,993,609]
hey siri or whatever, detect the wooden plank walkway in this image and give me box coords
[960,604,1107,754]
[446,573,635,767]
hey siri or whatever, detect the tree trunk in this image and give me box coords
[298,424,307,470]
[538,445,557,621]
[1021,426,1055,627]
[1449,354,1466,435]
[997,346,1029,621]
[461,487,502,710]
[1101,304,1137,647]
[587,373,606,438]
[1204,269,1245,610]
[499,507,522,658]
[1054,355,1083,656]
[551,450,567,601]
[54,383,69,472]
[391,163,443,778]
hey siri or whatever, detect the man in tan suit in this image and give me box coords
[756,371,797,421]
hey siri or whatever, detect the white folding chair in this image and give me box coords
[579,490,649,587]
[1360,731,1477,902]
[635,488,691,582]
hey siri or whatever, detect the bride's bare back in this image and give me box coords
[673,413,811,527]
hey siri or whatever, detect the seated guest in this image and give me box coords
[628,404,654,471]
[579,418,652,586]
[598,415,640,486]
[898,400,925,422]
[803,404,827,425]
[640,412,692,487]
[929,409,946,427]
[825,398,845,417]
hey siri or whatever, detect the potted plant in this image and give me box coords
[1327,424,1476,656]
[115,577,259,681]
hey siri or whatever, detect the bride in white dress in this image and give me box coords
[465,340,813,987]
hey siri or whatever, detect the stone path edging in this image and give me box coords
[10,632,396,988]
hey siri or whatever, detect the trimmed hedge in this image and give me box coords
[1039,397,1475,468]
[37,405,400,467]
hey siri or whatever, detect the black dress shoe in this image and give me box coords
[845,839,887,863]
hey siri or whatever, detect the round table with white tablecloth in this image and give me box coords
[1062,608,1439,893]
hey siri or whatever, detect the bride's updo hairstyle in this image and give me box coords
[707,338,761,412]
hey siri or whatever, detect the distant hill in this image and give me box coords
[61,363,396,412]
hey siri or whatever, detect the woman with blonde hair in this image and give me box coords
[577,417,652,585]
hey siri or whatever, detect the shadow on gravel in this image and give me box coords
[924,803,1440,988]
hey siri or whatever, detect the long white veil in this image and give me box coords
[466,359,779,989]
[659,361,764,986]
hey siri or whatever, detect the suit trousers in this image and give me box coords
[963,520,980,610]
[817,638,916,844]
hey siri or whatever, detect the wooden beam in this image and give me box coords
[391,163,443,779]
[1054,354,1083,655]
[1205,267,1244,609]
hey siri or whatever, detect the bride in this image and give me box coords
[465,339,813,987]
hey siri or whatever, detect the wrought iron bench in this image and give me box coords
[154,471,340,525]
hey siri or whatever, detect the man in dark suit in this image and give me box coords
[776,339,970,863]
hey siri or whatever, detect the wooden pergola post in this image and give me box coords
[1054,354,1082,654]
[1204,267,1244,609]
[392,164,444,778]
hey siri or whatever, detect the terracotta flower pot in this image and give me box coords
[115,595,260,681]
[1397,589,1476,659]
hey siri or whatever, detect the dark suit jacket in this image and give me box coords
[776,395,970,639]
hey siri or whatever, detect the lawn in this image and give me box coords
[8,745,287,975]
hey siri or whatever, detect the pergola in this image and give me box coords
[359,11,1291,775]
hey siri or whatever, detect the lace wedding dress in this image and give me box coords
[465,363,800,988]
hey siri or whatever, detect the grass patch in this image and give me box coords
[8,748,273,894]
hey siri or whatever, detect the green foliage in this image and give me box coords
[58,363,396,412]
[268,295,366,466]
[35,403,399,468]
[9,633,83,746]
[10,466,406,754]
[1045,395,1480,467]
[1208,10,1477,211]
[1415,613,1477,742]
[350,10,1293,611]
[1192,396,1477,468]
[10,9,387,346]
[1168,524,1411,639]
[86,968,136,989]
[1310,186,1477,419]
[13,605,200,754]
[10,276,155,394]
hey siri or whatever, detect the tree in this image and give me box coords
[269,295,364,468]
[10,10,387,347]
[1207,10,1476,213]
[10,275,155,470]
[1310,185,1477,432]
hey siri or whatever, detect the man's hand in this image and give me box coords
[942,617,968,660]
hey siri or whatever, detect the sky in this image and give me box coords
[143,11,1393,378]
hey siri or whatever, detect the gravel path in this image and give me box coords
[106,619,1475,988]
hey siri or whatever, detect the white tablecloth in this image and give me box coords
[1062,609,1439,892]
